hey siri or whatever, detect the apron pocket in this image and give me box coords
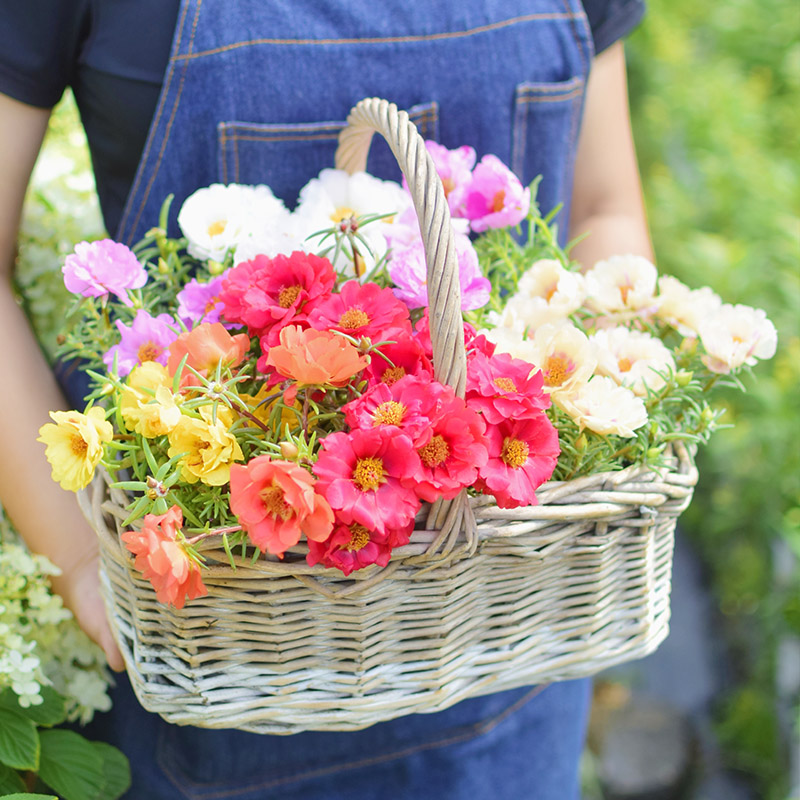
[217,101,439,204]
[511,77,585,221]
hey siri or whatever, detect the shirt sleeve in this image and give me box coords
[0,0,90,108]
[581,0,646,55]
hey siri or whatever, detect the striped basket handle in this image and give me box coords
[335,98,476,561]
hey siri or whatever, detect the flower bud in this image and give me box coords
[646,447,663,460]
[675,370,693,387]
[158,257,170,275]
[280,441,299,460]
[207,259,226,276]
[575,433,588,451]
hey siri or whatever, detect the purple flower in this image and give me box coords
[404,141,476,215]
[103,309,178,377]
[62,239,147,306]
[460,155,530,233]
[176,274,228,326]
[389,231,490,312]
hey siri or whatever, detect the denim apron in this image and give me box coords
[86,3,597,798]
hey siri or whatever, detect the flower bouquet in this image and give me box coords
[40,99,776,732]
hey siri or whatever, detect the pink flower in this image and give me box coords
[219,251,336,341]
[460,155,530,233]
[403,141,476,214]
[466,351,550,424]
[62,239,147,306]
[230,457,334,556]
[313,427,421,535]
[177,274,228,326]
[363,339,433,387]
[403,386,489,502]
[388,232,490,311]
[306,516,414,576]
[475,416,560,509]
[121,507,207,609]
[413,310,479,361]
[307,280,412,341]
[103,309,178,377]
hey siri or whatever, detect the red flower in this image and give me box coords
[403,385,489,502]
[475,416,560,509]
[313,428,421,535]
[306,516,414,576]
[230,457,334,556]
[307,280,412,342]
[363,338,433,387]
[219,251,336,340]
[466,351,550,424]
[121,506,207,609]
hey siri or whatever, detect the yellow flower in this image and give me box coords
[120,361,182,438]
[167,405,243,485]
[37,407,113,491]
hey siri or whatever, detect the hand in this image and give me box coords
[52,544,125,673]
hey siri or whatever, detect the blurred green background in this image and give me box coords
[10,0,799,796]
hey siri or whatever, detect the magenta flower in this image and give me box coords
[403,141,476,214]
[460,155,530,233]
[177,274,227,326]
[389,232,490,311]
[62,239,147,306]
[103,309,179,376]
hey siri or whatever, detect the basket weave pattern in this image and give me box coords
[80,99,698,733]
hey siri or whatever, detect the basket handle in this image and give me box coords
[335,98,475,559]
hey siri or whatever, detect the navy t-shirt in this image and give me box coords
[0,0,644,236]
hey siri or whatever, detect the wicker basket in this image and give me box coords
[78,98,698,734]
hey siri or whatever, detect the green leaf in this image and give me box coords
[0,688,67,728]
[0,794,58,799]
[0,708,39,771]
[0,762,25,794]
[38,730,105,800]
[91,742,131,800]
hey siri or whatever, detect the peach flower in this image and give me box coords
[167,322,250,379]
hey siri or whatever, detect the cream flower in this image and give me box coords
[656,276,723,336]
[37,407,113,491]
[698,303,778,374]
[119,361,182,438]
[556,376,648,438]
[178,183,289,261]
[479,325,540,365]
[527,322,597,395]
[592,327,676,397]
[585,255,659,318]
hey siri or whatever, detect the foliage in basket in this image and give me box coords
[38,141,776,608]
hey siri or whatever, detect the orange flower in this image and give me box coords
[120,506,207,608]
[167,322,250,379]
[265,325,368,388]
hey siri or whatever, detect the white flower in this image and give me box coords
[585,255,659,318]
[656,276,723,336]
[479,326,540,365]
[507,258,586,330]
[527,322,597,395]
[178,183,289,261]
[292,169,412,278]
[698,303,778,374]
[592,326,676,396]
[556,376,648,438]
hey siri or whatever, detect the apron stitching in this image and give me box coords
[516,77,584,94]
[517,88,585,104]
[125,0,203,244]
[219,126,228,184]
[116,0,192,238]
[228,132,341,143]
[159,684,550,800]
[172,13,582,60]
[234,131,240,183]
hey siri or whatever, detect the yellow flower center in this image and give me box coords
[330,206,356,223]
[353,457,385,491]
[544,354,572,387]
[544,282,559,302]
[382,366,407,386]
[207,219,227,237]
[70,434,88,457]
[501,437,529,469]
[278,284,302,309]
[491,190,506,213]
[373,401,406,426]
[344,524,370,552]
[260,484,294,521]
[493,377,517,393]
[204,297,219,313]
[442,177,456,197]
[137,341,164,363]
[338,308,370,329]
[619,281,634,305]
[618,357,634,373]
[418,435,450,468]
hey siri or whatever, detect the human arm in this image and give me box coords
[569,41,654,266]
[0,92,123,670]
